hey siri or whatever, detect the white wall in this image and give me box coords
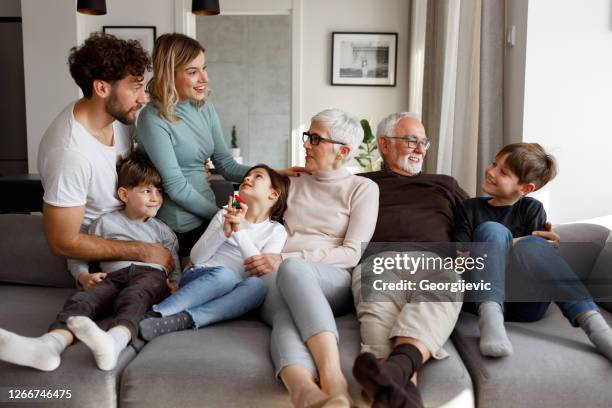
[76,0,176,43]
[522,0,612,223]
[23,0,184,173]
[22,0,79,173]
[220,0,291,14]
[301,0,409,126]
[22,0,410,172]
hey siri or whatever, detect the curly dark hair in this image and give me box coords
[68,32,151,98]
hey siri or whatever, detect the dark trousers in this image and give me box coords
[49,264,170,339]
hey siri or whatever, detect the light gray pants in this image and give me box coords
[259,258,352,377]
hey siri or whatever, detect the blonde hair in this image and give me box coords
[147,33,206,122]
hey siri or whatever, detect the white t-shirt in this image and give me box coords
[37,102,133,226]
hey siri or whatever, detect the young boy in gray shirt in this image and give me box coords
[0,154,179,372]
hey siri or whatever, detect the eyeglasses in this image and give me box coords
[302,132,346,146]
[385,135,430,150]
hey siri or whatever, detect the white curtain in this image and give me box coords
[420,0,504,197]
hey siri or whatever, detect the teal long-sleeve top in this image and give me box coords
[136,101,250,233]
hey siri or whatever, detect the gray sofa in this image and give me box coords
[0,214,610,408]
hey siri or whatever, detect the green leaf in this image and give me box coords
[360,119,375,144]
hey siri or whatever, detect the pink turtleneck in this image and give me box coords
[281,167,379,269]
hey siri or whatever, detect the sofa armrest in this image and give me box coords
[0,214,74,288]
[555,223,612,312]
[589,230,612,313]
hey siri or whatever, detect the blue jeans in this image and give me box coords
[464,221,597,326]
[153,265,267,328]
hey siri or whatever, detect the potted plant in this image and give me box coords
[355,119,381,172]
[230,125,242,163]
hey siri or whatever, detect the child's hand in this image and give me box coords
[181,258,193,271]
[166,279,178,293]
[224,200,247,232]
[78,272,107,289]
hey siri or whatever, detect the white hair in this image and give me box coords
[376,112,421,143]
[311,108,363,163]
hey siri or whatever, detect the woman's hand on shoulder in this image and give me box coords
[278,166,311,177]
[244,253,282,276]
[204,159,213,185]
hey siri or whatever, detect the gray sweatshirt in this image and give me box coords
[68,210,181,285]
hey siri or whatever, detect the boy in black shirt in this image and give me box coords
[454,143,612,362]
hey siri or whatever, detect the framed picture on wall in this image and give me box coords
[331,32,398,86]
[103,26,157,57]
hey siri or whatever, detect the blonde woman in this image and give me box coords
[135,33,249,256]
[137,34,303,256]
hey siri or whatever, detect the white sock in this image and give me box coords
[478,301,513,357]
[580,312,612,362]
[108,326,130,360]
[0,329,66,371]
[67,316,128,371]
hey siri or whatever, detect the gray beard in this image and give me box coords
[397,156,423,175]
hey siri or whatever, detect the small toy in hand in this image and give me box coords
[232,195,246,209]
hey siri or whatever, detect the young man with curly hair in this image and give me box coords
[0,33,174,371]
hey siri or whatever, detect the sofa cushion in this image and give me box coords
[120,314,473,408]
[452,307,612,408]
[0,285,136,408]
[0,214,74,288]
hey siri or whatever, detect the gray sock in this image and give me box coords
[580,312,612,362]
[478,301,513,357]
[138,311,194,342]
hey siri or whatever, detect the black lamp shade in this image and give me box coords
[77,0,107,15]
[192,0,220,16]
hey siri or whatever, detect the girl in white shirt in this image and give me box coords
[139,165,289,340]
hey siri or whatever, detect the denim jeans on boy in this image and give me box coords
[464,221,597,325]
[153,265,267,328]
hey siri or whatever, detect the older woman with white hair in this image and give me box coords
[244,108,379,407]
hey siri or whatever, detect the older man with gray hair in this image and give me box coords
[350,112,467,407]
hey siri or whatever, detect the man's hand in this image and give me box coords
[244,253,283,276]
[532,221,560,247]
[278,166,311,177]
[142,243,175,272]
[78,272,107,289]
